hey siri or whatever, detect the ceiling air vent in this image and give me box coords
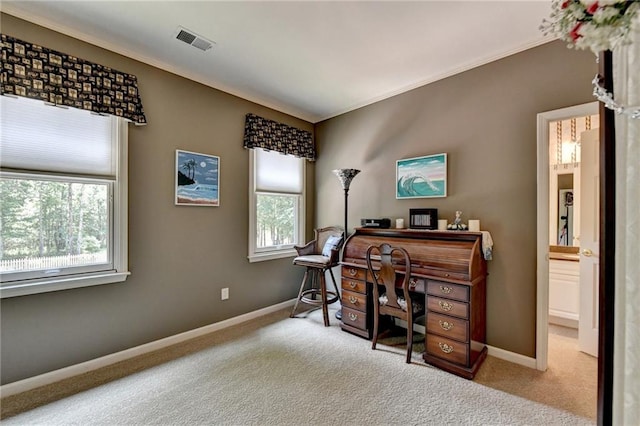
[175,26,215,52]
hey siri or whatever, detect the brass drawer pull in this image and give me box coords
[439,285,452,294]
[349,268,357,276]
[439,320,454,331]
[348,312,358,321]
[348,281,357,289]
[439,342,454,354]
[438,301,453,311]
[348,296,358,305]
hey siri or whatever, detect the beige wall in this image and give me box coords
[0,14,315,384]
[314,40,597,357]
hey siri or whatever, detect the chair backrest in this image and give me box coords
[313,226,344,266]
[315,226,344,255]
[366,243,412,311]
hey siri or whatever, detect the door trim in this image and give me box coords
[536,101,599,372]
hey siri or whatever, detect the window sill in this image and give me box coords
[0,271,130,299]
[248,248,297,263]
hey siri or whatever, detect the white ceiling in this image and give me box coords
[1,1,555,123]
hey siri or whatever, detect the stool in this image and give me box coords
[289,226,344,326]
[290,262,341,326]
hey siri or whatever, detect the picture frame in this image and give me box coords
[396,153,447,199]
[409,208,438,230]
[175,149,220,206]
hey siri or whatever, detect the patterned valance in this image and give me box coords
[243,113,315,160]
[1,34,146,125]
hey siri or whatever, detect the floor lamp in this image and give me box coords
[332,168,361,320]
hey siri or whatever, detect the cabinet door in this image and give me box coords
[549,260,580,321]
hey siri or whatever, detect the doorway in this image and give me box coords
[536,101,599,371]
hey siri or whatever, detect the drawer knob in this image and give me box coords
[438,301,453,311]
[348,296,358,305]
[439,285,452,294]
[349,268,357,276]
[445,273,450,277]
[439,342,454,354]
[348,281,357,289]
[348,312,358,321]
[439,320,454,331]
[409,278,417,288]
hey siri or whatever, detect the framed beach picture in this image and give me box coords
[396,153,447,199]
[175,149,220,206]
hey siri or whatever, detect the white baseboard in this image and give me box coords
[486,344,537,369]
[548,314,579,329]
[0,299,296,398]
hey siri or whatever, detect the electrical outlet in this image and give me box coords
[221,287,229,300]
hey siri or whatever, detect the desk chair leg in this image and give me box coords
[406,314,414,364]
[371,304,380,351]
[290,269,310,318]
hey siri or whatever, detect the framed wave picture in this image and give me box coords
[175,149,220,206]
[396,153,447,199]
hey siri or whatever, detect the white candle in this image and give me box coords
[469,219,480,232]
[396,218,404,229]
[438,219,448,230]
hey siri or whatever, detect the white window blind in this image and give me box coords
[255,148,303,193]
[0,95,114,177]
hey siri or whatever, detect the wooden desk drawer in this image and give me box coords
[342,289,366,311]
[342,306,367,330]
[427,297,469,319]
[426,312,468,342]
[428,270,469,282]
[342,266,367,281]
[342,278,366,294]
[426,280,469,302]
[426,333,469,366]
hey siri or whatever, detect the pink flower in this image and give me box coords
[586,2,599,15]
[570,22,583,41]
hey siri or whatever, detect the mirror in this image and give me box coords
[557,175,573,246]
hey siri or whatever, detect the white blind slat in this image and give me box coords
[0,96,114,176]
[256,148,302,193]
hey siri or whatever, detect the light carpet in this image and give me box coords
[2,308,593,425]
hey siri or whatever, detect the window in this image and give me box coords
[0,95,129,298]
[248,148,305,262]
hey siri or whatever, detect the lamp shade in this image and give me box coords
[333,169,361,190]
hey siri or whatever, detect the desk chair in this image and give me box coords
[366,243,424,363]
[290,226,344,326]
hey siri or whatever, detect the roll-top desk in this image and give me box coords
[340,228,488,379]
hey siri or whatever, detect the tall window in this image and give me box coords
[0,95,129,298]
[248,148,305,262]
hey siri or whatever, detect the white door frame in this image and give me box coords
[536,101,598,371]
